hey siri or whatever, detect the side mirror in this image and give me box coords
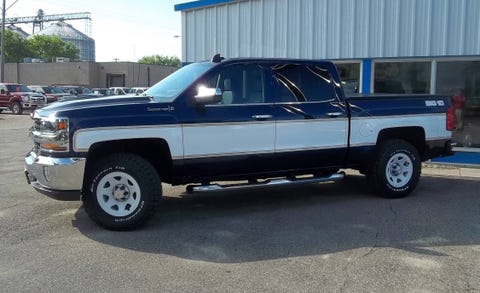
[194,87,222,105]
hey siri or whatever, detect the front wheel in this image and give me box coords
[367,139,421,198]
[83,153,161,230]
[11,101,23,115]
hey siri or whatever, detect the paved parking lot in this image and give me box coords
[1,112,479,292]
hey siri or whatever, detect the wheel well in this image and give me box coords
[377,127,426,156]
[83,138,173,188]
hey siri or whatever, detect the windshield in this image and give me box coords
[145,62,214,102]
[7,84,32,93]
[50,87,65,94]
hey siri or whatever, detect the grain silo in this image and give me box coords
[34,21,95,62]
[7,24,29,38]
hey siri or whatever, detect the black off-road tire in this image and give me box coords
[83,153,161,230]
[367,139,421,198]
[11,102,23,115]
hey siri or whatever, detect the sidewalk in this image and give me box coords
[422,162,480,178]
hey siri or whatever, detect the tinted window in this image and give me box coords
[7,84,32,92]
[205,64,265,104]
[273,64,337,102]
[374,62,430,94]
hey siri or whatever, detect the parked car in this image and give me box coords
[28,85,75,103]
[25,56,455,230]
[55,85,103,100]
[109,87,130,95]
[0,83,47,114]
[92,88,114,96]
[128,87,148,95]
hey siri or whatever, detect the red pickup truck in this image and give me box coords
[0,83,47,114]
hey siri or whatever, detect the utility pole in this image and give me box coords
[1,0,6,82]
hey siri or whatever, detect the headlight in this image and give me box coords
[22,95,30,102]
[30,115,69,152]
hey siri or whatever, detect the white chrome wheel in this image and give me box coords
[11,102,21,115]
[96,171,141,217]
[385,153,413,188]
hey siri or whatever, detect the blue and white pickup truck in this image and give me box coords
[25,55,455,230]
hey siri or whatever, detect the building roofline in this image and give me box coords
[174,0,238,11]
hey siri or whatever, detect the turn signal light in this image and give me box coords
[57,121,68,130]
[40,143,68,151]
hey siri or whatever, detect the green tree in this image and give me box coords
[3,30,32,62]
[138,55,181,67]
[26,35,79,60]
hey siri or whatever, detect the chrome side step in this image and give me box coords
[186,172,345,193]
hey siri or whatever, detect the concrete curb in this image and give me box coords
[422,162,480,178]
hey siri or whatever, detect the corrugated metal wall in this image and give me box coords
[180,0,480,62]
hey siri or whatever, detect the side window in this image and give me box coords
[205,64,265,104]
[275,76,298,102]
[274,64,337,102]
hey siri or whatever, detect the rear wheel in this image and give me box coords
[84,153,161,230]
[367,139,421,198]
[11,102,22,115]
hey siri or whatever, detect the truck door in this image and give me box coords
[272,63,348,171]
[0,84,9,108]
[180,63,276,178]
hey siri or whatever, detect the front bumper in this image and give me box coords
[24,151,86,201]
[22,102,46,109]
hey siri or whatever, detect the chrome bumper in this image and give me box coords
[22,101,46,109]
[24,152,86,201]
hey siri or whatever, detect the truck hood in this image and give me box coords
[39,95,153,114]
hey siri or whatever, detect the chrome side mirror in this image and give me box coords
[194,87,222,105]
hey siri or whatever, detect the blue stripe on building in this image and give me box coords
[175,0,238,11]
[361,59,371,94]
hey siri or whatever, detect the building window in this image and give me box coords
[374,62,431,94]
[335,63,360,95]
[437,61,480,148]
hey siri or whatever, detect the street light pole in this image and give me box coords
[1,0,6,82]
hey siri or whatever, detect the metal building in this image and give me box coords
[175,0,480,153]
[34,21,96,62]
[176,0,480,62]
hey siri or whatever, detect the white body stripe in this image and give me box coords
[182,122,275,158]
[72,113,450,160]
[73,125,184,158]
[275,119,348,152]
[350,114,451,146]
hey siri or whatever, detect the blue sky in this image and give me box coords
[6,0,183,61]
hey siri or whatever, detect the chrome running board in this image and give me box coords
[186,172,345,193]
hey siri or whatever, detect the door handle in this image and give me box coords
[252,114,273,120]
[326,112,343,118]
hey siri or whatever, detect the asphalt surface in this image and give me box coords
[1,112,479,293]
